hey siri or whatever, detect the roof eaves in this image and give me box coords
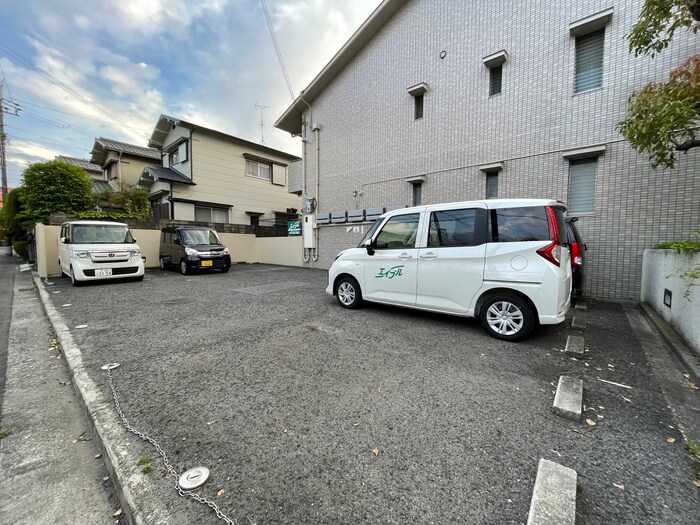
[274,0,405,135]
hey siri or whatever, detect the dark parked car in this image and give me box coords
[565,217,586,297]
[159,225,231,275]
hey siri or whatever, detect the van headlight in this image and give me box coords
[185,247,199,257]
[222,247,230,255]
[75,250,89,258]
[129,249,141,257]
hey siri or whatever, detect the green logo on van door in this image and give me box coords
[375,265,404,279]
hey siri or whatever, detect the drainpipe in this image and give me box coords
[169,181,174,219]
[117,151,123,189]
[300,93,313,263]
[312,125,320,262]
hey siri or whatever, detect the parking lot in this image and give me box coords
[42,264,698,524]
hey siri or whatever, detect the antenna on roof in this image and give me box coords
[255,102,270,145]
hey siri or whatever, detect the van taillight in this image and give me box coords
[545,206,561,244]
[570,242,583,267]
[537,242,561,267]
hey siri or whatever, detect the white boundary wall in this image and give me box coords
[35,224,303,277]
[641,249,700,352]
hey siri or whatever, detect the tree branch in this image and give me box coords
[676,138,700,151]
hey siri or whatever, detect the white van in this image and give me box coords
[58,220,145,286]
[326,199,572,341]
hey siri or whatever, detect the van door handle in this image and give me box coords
[398,253,413,260]
[420,252,437,259]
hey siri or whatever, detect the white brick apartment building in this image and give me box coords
[275,0,699,300]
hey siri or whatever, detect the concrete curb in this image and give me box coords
[32,274,170,525]
[571,316,586,330]
[552,376,583,422]
[564,335,585,357]
[527,458,577,525]
[639,303,700,385]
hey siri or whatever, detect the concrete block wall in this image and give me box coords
[294,0,700,300]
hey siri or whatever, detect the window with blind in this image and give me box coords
[575,29,604,93]
[195,206,229,223]
[489,65,502,96]
[568,158,597,214]
[414,94,424,120]
[486,173,498,199]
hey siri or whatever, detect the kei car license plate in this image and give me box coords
[95,269,112,277]
[201,260,213,267]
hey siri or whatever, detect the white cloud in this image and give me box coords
[1,0,382,186]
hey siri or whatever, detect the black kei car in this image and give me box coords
[159,225,231,275]
[565,217,586,297]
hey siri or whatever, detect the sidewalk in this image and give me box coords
[0,257,123,524]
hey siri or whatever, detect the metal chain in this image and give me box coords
[104,366,237,525]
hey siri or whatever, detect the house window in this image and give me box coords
[246,159,272,181]
[412,183,422,206]
[486,173,498,199]
[414,94,424,120]
[489,65,502,96]
[250,215,260,227]
[575,29,605,93]
[195,206,229,223]
[407,83,428,121]
[568,158,597,214]
[167,141,188,166]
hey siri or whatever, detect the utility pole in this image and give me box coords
[0,84,8,206]
[255,102,270,145]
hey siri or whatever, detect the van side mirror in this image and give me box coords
[363,239,375,256]
[60,237,69,244]
[174,238,180,245]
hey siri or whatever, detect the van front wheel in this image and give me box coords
[336,276,363,309]
[479,294,534,341]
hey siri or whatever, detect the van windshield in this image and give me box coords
[72,225,134,244]
[180,229,221,245]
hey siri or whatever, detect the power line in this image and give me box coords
[0,42,130,128]
[13,97,153,134]
[260,0,295,102]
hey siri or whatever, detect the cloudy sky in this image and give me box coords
[0,0,382,189]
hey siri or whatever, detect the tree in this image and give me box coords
[618,0,700,169]
[19,160,95,224]
[0,187,27,239]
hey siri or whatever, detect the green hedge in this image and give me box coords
[13,240,28,261]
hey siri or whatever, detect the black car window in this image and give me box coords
[490,207,549,242]
[428,208,477,247]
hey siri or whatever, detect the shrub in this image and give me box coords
[13,241,28,261]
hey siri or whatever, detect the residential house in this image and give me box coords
[275,0,700,301]
[90,137,160,188]
[55,155,114,193]
[140,115,301,225]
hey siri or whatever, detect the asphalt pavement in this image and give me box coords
[19,263,699,525]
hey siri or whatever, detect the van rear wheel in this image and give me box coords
[336,276,363,309]
[479,294,534,341]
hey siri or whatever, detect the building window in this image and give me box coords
[250,215,259,227]
[412,183,422,206]
[195,206,229,223]
[489,65,502,96]
[169,150,179,165]
[414,94,424,120]
[568,158,597,214]
[486,173,498,199]
[575,29,605,93]
[167,140,188,166]
[246,159,272,181]
[407,83,428,121]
